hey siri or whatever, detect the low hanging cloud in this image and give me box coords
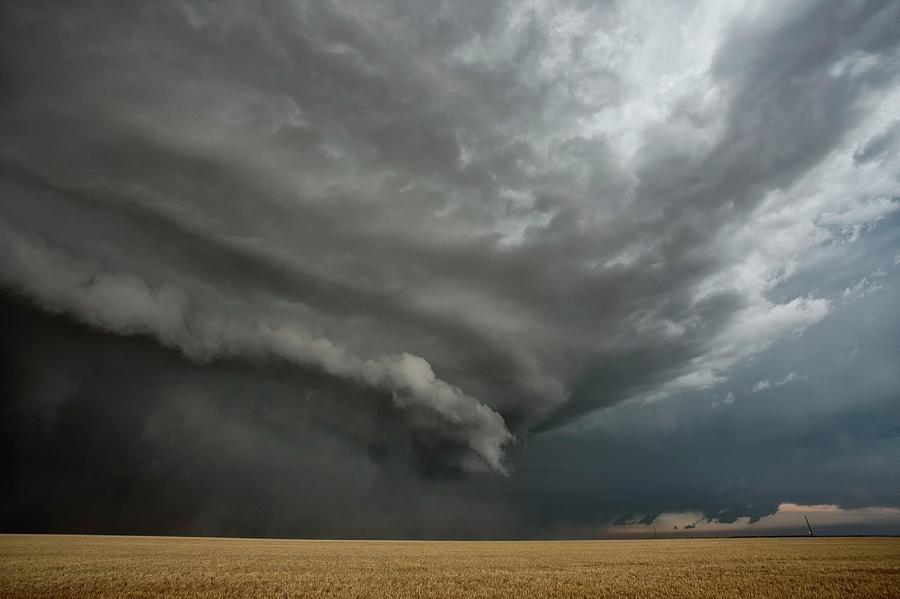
[0,222,512,472]
[1,0,900,491]
[598,504,900,538]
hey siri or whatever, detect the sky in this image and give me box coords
[1,0,899,538]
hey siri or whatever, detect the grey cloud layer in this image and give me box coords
[2,0,900,480]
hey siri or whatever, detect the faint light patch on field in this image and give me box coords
[597,504,900,538]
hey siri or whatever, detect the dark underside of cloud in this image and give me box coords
[1,296,521,538]
[2,0,900,537]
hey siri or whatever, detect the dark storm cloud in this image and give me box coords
[2,0,900,536]
[0,296,520,538]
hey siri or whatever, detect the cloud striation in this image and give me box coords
[1,0,899,536]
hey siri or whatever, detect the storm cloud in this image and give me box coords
[2,0,899,537]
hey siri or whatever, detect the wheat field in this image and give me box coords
[1,534,898,598]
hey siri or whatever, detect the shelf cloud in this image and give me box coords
[2,0,899,536]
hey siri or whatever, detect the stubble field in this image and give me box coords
[1,534,899,598]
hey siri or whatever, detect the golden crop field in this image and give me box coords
[1,534,899,598]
